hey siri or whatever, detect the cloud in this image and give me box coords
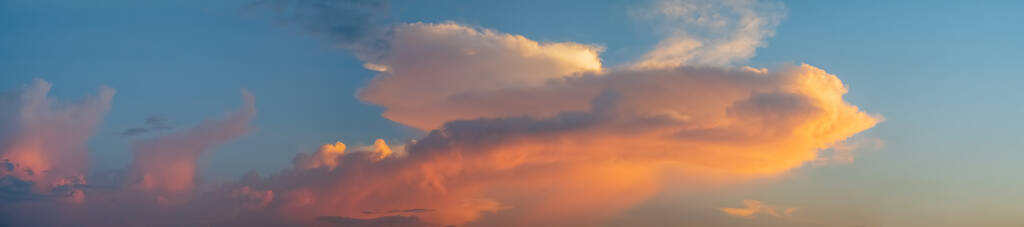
[0,90,259,226]
[230,186,275,210]
[632,0,786,68]
[0,79,114,202]
[292,138,393,170]
[1,0,879,226]
[273,18,872,225]
[358,22,604,130]
[119,116,172,136]
[355,22,878,176]
[252,0,392,61]
[720,200,797,219]
[198,39,876,225]
[813,137,885,166]
[127,90,255,195]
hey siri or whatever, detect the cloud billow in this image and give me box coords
[180,10,876,225]
[0,0,880,226]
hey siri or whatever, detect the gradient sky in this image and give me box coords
[2,0,1024,226]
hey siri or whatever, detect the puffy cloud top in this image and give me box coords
[360,22,604,130]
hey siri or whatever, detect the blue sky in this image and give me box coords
[2,0,1024,225]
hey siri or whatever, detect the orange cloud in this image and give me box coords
[226,63,877,224]
[197,18,880,225]
[356,23,879,175]
[1,1,880,226]
[294,141,347,170]
[0,79,114,201]
[293,139,395,170]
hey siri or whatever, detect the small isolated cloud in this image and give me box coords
[720,200,797,219]
[119,115,172,136]
[251,0,392,61]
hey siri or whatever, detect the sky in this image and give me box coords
[1,0,1023,226]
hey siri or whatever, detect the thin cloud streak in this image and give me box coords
[119,116,172,137]
[720,200,797,219]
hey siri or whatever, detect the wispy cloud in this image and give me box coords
[119,116,172,136]
[251,0,392,61]
[813,137,886,166]
[632,0,786,68]
[720,200,798,219]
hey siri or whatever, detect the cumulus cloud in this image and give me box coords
[359,22,604,130]
[300,15,873,225]
[356,21,878,174]
[179,21,878,223]
[0,79,114,202]
[2,0,880,226]
[226,63,876,226]
[127,90,255,195]
[293,138,393,170]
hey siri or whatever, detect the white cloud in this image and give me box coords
[632,0,786,68]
